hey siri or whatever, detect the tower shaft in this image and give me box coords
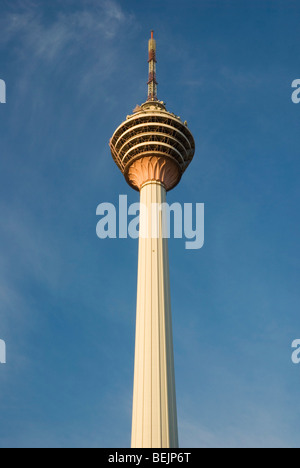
[131,179,178,448]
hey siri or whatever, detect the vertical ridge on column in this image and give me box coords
[131,181,178,448]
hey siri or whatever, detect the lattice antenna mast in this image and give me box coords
[147,31,158,101]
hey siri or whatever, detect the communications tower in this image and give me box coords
[109,32,195,448]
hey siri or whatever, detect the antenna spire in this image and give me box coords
[147,30,158,101]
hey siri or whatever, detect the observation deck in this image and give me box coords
[110,100,195,191]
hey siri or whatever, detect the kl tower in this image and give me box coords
[109,32,195,448]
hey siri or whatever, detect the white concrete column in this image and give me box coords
[131,180,178,448]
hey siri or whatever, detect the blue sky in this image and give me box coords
[0,0,300,448]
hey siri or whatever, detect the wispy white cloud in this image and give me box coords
[0,200,61,371]
[0,0,136,105]
[179,416,293,448]
[219,65,263,89]
[0,1,131,60]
